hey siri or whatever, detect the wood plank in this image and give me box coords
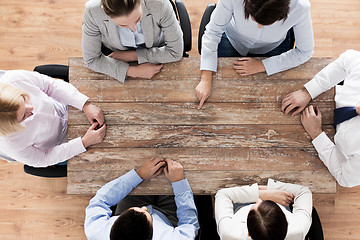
[67,170,336,195]
[69,57,334,81]
[67,147,327,171]
[70,77,334,103]
[68,124,335,148]
[68,102,334,125]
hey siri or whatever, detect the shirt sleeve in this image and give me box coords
[17,70,89,110]
[84,169,143,240]
[312,131,360,187]
[167,179,199,239]
[82,3,129,83]
[262,5,314,75]
[200,0,234,72]
[136,0,183,64]
[304,50,350,99]
[267,179,312,238]
[8,137,86,167]
[214,184,259,238]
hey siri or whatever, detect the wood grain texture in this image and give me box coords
[67,169,336,195]
[69,57,334,103]
[67,147,327,171]
[2,0,360,239]
[68,124,335,148]
[68,102,335,125]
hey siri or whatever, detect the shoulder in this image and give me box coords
[289,0,311,13]
[84,0,104,17]
[85,0,102,10]
[142,0,172,13]
[1,70,34,85]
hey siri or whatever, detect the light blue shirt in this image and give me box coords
[201,0,314,75]
[84,169,199,240]
[117,22,145,48]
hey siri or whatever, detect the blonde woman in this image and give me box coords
[0,70,106,167]
[82,0,184,82]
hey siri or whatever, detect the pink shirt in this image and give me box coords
[0,70,89,167]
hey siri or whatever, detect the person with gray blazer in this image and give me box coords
[82,0,184,83]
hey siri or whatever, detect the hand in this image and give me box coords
[81,122,106,148]
[127,63,163,79]
[196,70,213,109]
[259,189,294,207]
[233,58,265,76]
[301,105,323,140]
[108,50,137,62]
[83,101,105,126]
[282,89,312,116]
[356,102,360,115]
[136,158,166,180]
[164,159,185,183]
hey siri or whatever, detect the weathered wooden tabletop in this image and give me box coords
[67,57,336,195]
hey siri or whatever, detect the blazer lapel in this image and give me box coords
[141,1,154,48]
[103,17,125,50]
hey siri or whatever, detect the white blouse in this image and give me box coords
[0,70,89,167]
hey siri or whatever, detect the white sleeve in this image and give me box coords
[8,137,86,167]
[262,6,314,75]
[304,50,352,99]
[15,70,89,110]
[200,0,234,72]
[267,179,312,238]
[312,131,360,187]
[215,184,259,237]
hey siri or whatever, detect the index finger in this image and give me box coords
[198,97,206,109]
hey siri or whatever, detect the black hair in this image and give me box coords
[110,208,153,240]
[244,0,290,25]
[247,200,288,240]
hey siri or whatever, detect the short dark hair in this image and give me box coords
[243,0,290,25]
[101,0,140,17]
[247,200,288,240]
[110,208,153,240]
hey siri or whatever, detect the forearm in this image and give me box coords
[14,137,86,167]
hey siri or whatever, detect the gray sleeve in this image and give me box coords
[82,5,129,83]
[136,0,183,64]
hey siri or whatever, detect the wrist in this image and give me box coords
[81,136,90,148]
[302,87,312,102]
[127,66,138,78]
[82,100,90,112]
[201,70,213,83]
[309,130,322,140]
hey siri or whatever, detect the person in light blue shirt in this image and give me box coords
[196,0,314,109]
[84,158,199,240]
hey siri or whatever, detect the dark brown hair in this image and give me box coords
[247,200,288,240]
[101,0,140,17]
[110,208,153,240]
[244,0,290,25]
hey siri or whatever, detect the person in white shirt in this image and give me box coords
[0,70,106,167]
[281,49,360,188]
[196,0,314,109]
[215,179,312,240]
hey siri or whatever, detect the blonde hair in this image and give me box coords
[0,83,29,136]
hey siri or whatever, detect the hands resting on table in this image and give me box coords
[136,158,185,183]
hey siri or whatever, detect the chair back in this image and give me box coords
[169,0,192,56]
[306,207,324,240]
[198,3,216,54]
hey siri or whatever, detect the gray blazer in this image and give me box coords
[82,0,184,82]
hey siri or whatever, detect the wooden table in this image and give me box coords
[67,57,336,195]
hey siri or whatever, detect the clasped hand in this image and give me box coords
[136,158,185,183]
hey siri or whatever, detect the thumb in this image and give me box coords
[89,122,98,130]
[164,166,169,177]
